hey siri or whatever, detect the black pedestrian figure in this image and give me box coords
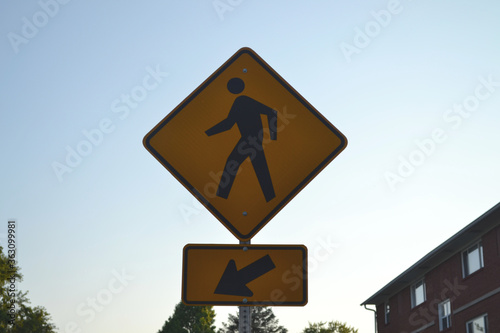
[206,77,278,202]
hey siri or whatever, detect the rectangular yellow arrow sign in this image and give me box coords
[182,244,307,306]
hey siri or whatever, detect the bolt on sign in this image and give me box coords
[182,244,307,306]
[143,47,347,241]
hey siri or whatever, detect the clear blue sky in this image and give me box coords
[2,1,500,332]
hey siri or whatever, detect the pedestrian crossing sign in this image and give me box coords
[143,47,347,241]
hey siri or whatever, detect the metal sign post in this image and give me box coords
[239,240,251,333]
[239,305,251,333]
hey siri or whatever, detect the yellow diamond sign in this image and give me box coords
[144,47,347,240]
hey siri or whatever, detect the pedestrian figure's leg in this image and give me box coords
[217,142,247,199]
[250,150,275,202]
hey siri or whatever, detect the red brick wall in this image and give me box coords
[377,225,500,333]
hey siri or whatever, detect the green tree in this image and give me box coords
[0,245,56,332]
[302,321,358,333]
[158,301,216,333]
[218,307,287,333]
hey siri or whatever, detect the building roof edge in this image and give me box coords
[361,201,500,306]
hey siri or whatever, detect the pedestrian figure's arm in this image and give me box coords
[256,102,278,141]
[268,109,278,140]
[206,118,234,136]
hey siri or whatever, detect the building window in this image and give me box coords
[466,314,488,333]
[462,241,484,277]
[438,299,451,331]
[384,302,390,324]
[411,279,426,308]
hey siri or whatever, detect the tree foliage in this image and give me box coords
[0,245,57,332]
[158,301,216,333]
[218,306,287,333]
[302,321,358,333]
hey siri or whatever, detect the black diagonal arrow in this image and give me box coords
[214,255,276,297]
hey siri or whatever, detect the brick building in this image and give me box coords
[362,202,500,333]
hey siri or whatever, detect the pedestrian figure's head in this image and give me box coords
[227,78,244,94]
